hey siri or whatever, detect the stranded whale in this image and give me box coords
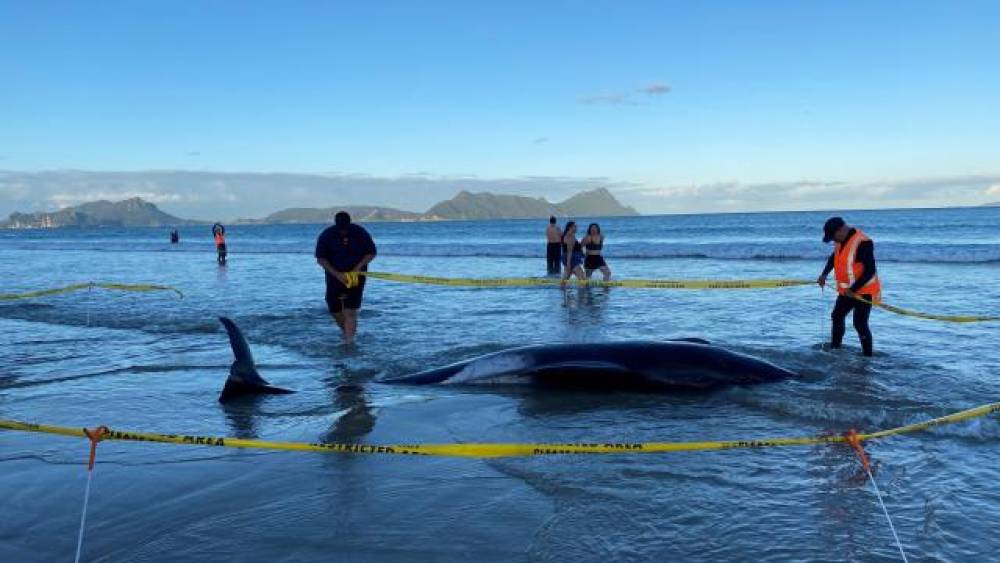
[218,317,294,402]
[383,340,796,391]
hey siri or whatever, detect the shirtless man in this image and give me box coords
[546,216,562,274]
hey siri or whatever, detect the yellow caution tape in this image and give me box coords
[1,402,995,458]
[343,272,360,289]
[0,282,184,301]
[864,402,1000,440]
[362,271,812,290]
[871,298,997,323]
[872,301,999,323]
[364,272,998,321]
[842,292,999,324]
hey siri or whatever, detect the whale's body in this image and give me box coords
[384,340,795,391]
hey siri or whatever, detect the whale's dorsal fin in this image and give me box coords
[220,316,264,384]
[218,317,294,402]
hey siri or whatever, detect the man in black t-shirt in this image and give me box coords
[315,212,377,345]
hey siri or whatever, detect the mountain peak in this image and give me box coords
[424,188,637,220]
[1,197,188,229]
[558,188,638,217]
[2,188,639,228]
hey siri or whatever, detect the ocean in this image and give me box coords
[1,207,998,561]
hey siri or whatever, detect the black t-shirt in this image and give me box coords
[315,224,377,276]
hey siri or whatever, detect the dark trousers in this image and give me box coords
[831,294,873,356]
[546,243,562,274]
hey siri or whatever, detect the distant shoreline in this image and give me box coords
[1,188,639,229]
[3,203,996,231]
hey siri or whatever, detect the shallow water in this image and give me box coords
[1,208,999,561]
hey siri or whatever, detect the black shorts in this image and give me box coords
[217,244,227,255]
[584,255,607,270]
[325,276,366,314]
[546,242,562,272]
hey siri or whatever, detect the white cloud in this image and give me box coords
[639,82,671,95]
[620,175,1000,213]
[580,93,633,105]
[5,170,997,220]
[0,180,31,200]
[580,81,672,105]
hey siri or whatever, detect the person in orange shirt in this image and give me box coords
[212,223,227,265]
[817,217,881,357]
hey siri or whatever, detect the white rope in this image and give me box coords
[863,464,909,562]
[74,467,95,563]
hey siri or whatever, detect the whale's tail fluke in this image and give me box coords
[219,317,294,402]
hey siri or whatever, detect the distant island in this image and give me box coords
[0,198,196,229]
[425,188,637,220]
[262,188,637,224]
[258,206,423,224]
[0,188,637,229]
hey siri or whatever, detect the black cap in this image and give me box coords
[822,216,845,243]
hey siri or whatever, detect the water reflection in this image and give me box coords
[560,286,611,339]
[320,370,377,443]
[512,385,712,418]
[221,399,261,439]
[561,285,611,309]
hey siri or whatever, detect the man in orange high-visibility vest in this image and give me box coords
[817,217,881,357]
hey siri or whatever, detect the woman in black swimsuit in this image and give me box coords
[561,221,587,284]
[581,223,611,281]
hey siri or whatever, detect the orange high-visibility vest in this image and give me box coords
[834,229,881,302]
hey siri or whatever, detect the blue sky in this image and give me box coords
[2,1,999,216]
